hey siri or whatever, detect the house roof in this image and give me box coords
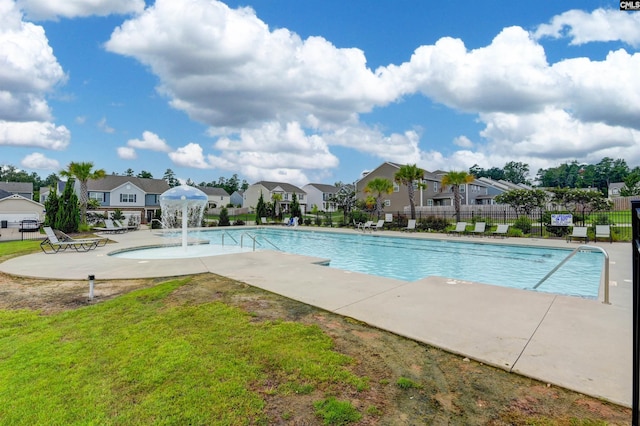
[198,186,230,196]
[304,183,337,192]
[0,182,33,193]
[86,175,170,194]
[0,193,44,207]
[254,181,305,193]
[0,189,11,200]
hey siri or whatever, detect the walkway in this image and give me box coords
[0,227,632,407]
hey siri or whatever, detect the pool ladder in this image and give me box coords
[533,245,610,304]
[221,231,281,252]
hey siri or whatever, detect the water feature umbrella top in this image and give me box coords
[159,185,208,205]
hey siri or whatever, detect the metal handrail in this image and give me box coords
[221,231,238,247]
[240,232,281,251]
[149,218,163,230]
[533,245,610,304]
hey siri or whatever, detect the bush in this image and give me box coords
[507,227,523,237]
[218,207,230,226]
[304,218,312,226]
[348,210,369,225]
[233,219,245,226]
[419,216,448,232]
[513,216,532,234]
[593,213,613,225]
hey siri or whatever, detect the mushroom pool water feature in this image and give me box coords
[159,185,208,250]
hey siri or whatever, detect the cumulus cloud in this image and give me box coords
[20,152,59,170]
[168,143,211,169]
[127,131,171,152]
[17,0,145,21]
[533,8,640,47]
[0,120,70,150]
[117,146,136,160]
[100,1,639,183]
[105,0,391,130]
[0,0,69,152]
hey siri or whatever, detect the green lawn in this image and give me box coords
[0,278,368,425]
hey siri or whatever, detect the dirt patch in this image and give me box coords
[0,271,632,425]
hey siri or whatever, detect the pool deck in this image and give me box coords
[0,226,632,407]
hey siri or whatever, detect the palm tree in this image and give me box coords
[394,164,425,220]
[364,177,393,219]
[60,162,106,225]
[441,171,475,223]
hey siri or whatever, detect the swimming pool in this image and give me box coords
[118,227,603,298]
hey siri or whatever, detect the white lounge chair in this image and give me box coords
[594,225,612,243]
[492,224,509,238]
[114,219,137,231]
[470,222,486,237]
[449,222,467,236]
[372,219,385,231]
[94,219,127,234]
[41,226,99,254]
[358,220,373,232]
[403,219,416,232]
[567,226,588,243]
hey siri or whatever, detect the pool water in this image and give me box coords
[200,228,603,298]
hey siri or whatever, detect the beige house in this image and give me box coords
[243,181,307,214]
[0,193,45,228]
[198,186,231,209]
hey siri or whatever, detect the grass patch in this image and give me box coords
[0,278,367,425]
[313,396,362,424]
[0,240,41,260]
[396,376,421,389]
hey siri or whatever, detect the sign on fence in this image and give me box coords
[550,214,573,226]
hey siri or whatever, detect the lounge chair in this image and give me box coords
[372,219,385,231]
[403,219,416,232]
[94,219,127,234]
[358,220,373,232]
[449,222,467,236]
[41,227,99,254]
[594,225,612,243]
[492,224,509,238]
[567,226,588,243]
[51,227,109,247]
[470,222,486,237]
[385,213,393,223]
[114,219,136,231]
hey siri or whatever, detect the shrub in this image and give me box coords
[304,218,312,226]
[513,216,532,234]
[348,210,369,225]
[233,219,245,226]
[419,216,448,232]
[507,227,523,237]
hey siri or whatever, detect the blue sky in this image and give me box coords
[2,0,639,186]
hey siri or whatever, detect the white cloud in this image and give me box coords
[105,0,392,130]
[533,8,640,47]
[17,0,145,21]
[168,143,211,169]
[453,135,473,148]
[0,0,69,152]
[0,120,70,150]
[117,146,137,160]
[127,131,171,152]
[0,0,66,123]
[20,152,59,169]
[97,117,115,134]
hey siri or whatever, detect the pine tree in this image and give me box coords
[255,192,268,224]
[290,192,301,219]
[55,178,80,233]
[218,207,230,226]
[43,186,59,227]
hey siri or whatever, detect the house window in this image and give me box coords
[299,194,304,200]
[460,185,465,193]
[384,199,391,207]
[284,193,289,201]
[433,182,439,192]
[393,183,400,192]
[89,192,104,202]
[427,199,433,206]
[120,193,136,203]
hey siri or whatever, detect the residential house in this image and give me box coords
[608,182,624,197]
[83,175,170,223]
[302,183,338,212]
[230,190,244,207]
[0,193,45,227]
[356,162,510,212]
[0,182,34,200]
[198,186,230,209]
[243,181,307,215]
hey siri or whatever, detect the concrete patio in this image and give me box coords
[0,226,632,407]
